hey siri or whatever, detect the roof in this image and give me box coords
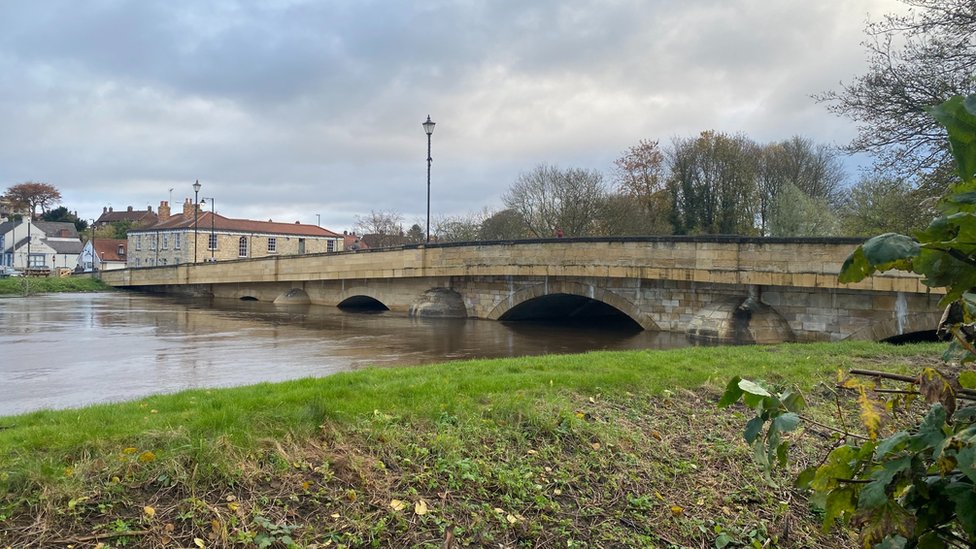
[0,221,14,235]
[94,239,127,262]
[33,221,80,239]
[47,240,84,254]
[134,212,341,238]
[344,233,368,251]
[96,207,158,226]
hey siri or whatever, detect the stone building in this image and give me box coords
[126,200,343,267]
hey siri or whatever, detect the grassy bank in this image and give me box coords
[0,341,941,547]
[0,276,110,295]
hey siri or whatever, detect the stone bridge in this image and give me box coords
[98,236,945,343]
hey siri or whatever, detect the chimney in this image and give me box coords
[109,206,113,212]
[103,206,108,213]
[127,206,133,212]
[158,201,171,221]
[147,205,153,212]
[182,198,194,217]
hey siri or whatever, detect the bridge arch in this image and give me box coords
[845,312,943,342]
[486,280,657,330]
[337,294,390,311]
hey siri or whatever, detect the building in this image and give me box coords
[94,205,158,228]
[127,199,344,267]
[0,220,83,272]
[77,239,127,272]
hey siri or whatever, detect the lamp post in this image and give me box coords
[422,115,435,243]
[90,220,96,276]
[192,180,201,263]
[202,197,216,262]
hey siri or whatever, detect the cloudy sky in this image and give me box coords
[0,0,906,232]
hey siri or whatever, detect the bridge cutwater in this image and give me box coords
[98,236,944,344]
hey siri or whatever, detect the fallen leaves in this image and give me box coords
[389,499,407,512]
[414,500,428,516]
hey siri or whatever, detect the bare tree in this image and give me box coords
[502,164,607,237]
[3,181,62,219]
[817,0,976,178]
[432,212,486,243]
[353,209,404,247]
[756,137,847,235]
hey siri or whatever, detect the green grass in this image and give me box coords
[0,276,110,295]
[0,341,942,547]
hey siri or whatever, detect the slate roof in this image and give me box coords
[33,221,80,239]
[47,240,85,254]
[95,207,158,226]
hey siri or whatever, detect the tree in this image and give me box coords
[817,0,976,178]
[666,131,759,235]
[353,210,404,247]
[612,139,674,234]
[433,213,484,242]
[756,137,847,236]
[766,182,839,237]
[3,181,62,219]
[41,206,89,232]
[478,209,529,240]
[502,164,608,237]
[838,175,934,235]
[405,224,425,243]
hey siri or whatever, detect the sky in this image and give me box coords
[0,0,908,233]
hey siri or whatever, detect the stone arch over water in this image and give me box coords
[486,280,656,330]
[846,312,943,341]
[337,295,390,311]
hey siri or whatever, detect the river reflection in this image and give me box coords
[0,292,691,416]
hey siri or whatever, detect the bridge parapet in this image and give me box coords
[100,237,934,294]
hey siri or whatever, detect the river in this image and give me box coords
[0,292,692,416]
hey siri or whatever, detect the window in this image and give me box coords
[174,233,182,250]
[118,245,125,256]
[160,258,167,266]
[162,234,169,249]
[135,235,142,251]
[268,237,277,253]
[298,238,306,254]
[239,236,248,257]
[28,254,45,268]
[327,239,335,253]
[208,233,216,251]
[132,258,140,267]
[149,235,156,250]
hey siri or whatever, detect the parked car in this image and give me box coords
[0,266,22,278]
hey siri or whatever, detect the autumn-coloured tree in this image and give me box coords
[612,139,673,234]
[3,181,62,219]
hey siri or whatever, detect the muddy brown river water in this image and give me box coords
[0,292,692,416]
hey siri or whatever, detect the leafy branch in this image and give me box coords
[722,93,976,548]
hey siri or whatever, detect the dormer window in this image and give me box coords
[118,245,125,256]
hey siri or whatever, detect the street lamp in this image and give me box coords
[202,197,216,262]
[192,179,201,263]
[423,115,435,243]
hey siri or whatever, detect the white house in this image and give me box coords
[0,220,83,272]
[77,238,127,272]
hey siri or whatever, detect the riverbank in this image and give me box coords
[0,276,110,295]
[0,341,940,547]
